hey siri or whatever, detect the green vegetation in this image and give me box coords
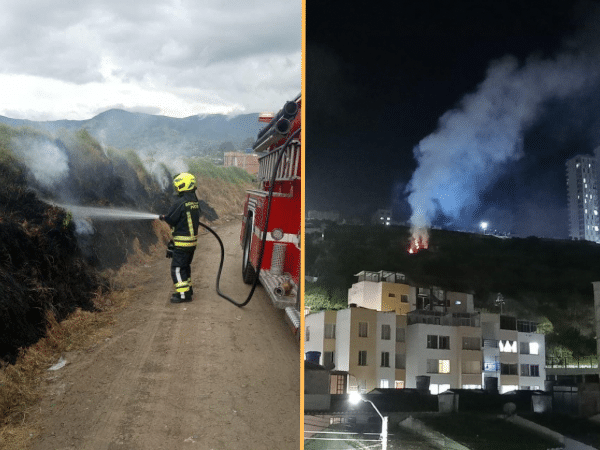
[306,223,600,358]
[0,125,23,183]
[186,157,254,185]
[305,284,348,312]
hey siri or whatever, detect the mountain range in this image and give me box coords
[0,109,263,156]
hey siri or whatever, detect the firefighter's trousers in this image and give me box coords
[170,248,195,300]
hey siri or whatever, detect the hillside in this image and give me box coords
[0,109,262,157]
[306,223,600,359]
[0,122,255,364]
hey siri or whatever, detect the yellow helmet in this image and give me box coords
[173,172,196,192]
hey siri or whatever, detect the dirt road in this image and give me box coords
[29,220,300,450]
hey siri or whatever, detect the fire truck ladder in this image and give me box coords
[258,141,301,183]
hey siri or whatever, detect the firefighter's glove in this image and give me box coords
[166,240,175,258]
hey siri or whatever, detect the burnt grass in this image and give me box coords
[0,178,103,364]
[0,129,171,364]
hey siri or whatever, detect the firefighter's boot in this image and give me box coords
[170,289,192,303]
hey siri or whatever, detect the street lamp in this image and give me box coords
[480,221,488,234]
[349,392,388,450]
[495,292,505,315]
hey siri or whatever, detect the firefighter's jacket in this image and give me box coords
[163,190,200,252]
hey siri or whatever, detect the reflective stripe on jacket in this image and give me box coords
[162,191,201,251]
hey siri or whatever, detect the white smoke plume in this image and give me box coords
[12,137,70,188]
[406,48,600,234]
[138,150,189,191]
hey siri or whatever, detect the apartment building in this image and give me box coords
[223,151,259,175]
[305,306,402,393]
[305,270,546,395]
[480,313,546,393]
[405,309,483,394]
[566,153,600,242]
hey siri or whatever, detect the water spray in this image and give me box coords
[49,203,159,221]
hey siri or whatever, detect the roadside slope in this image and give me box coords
[29,219,300,450]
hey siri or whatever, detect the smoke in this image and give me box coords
[138,150,189,191]
[12,137,70,188]
[406,43,600,233]
[73,217,95,235]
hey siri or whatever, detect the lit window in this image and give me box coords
[501,385,518,394]
[439,360,450,374]
[500,340,517,353]
[395,380,404,389]
[380,379,389,388]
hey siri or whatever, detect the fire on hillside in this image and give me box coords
[408,228,429,254]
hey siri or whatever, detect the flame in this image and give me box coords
[408,227,429,254]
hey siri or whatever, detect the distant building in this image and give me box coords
[223,151,259,175]
[566,153,600,243]
[372,209,392,226]
[304,270,546,395]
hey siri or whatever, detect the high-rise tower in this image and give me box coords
[566,154,600,242]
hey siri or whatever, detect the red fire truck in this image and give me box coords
[240,94,301,339]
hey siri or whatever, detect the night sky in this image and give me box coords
[306,0,600,239]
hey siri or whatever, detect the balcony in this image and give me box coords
[407,310,480,327]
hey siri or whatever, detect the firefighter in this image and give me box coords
[159,172,201,303]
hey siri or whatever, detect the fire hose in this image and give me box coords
[201,126,301,308]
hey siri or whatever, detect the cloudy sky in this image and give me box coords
[0,0,302,121]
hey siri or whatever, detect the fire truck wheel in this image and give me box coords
[242,221,256,284]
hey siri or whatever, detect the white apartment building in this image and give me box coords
[405,309,483,394]
[305,271,546,395]
[566,154,600,243]
[481,313,546,393]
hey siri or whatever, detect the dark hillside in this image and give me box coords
[306,224,600,357]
